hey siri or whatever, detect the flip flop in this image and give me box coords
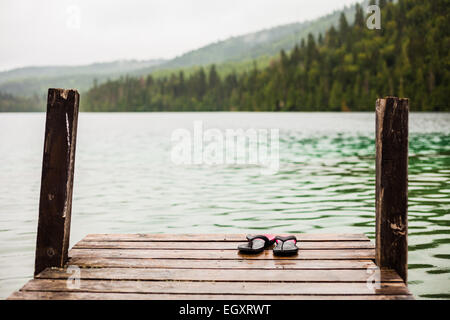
[238,234,276,254]
[273,235,299,256]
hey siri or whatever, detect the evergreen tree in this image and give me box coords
[354,3,365,28]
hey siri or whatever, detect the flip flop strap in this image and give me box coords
[275,235,297,243]
[246,234,270,245]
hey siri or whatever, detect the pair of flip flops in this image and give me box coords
[238,234,298,256]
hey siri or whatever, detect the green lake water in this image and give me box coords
[0,112,449,299]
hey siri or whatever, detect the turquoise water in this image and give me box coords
[0,112,449,299]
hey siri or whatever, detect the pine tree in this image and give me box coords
[354,3,365,28]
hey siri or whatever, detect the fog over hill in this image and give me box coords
[0,59,166,98]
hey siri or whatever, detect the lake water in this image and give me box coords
[0,112,449,299]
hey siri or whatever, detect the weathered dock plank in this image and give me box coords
[17,279,411,295]
[68,257,376,269]
[36,267,403,282]
[8,291,414,300]
[68,248,375,260]
[74,240,374,250]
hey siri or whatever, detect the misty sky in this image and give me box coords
[0,0,359,71]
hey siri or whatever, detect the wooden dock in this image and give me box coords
[7,90,412,300]
[9,233,412,300]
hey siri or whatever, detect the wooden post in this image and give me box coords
[34,88,79,276]
[375,96,409,283]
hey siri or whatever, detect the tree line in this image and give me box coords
[0,92,43,112]
[81,0,449,112]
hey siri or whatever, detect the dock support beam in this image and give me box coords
[34,88,79,276]
[375,97,409,283]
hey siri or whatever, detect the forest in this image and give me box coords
[0,92,42,112]
[83,0,449,112]
[2,0,447,112]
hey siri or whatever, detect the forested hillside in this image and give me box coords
[0,3,359,109]
[0,59,166,99]
[136,3,360,71]
[83,0,449,112]
[0,92,43,112]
